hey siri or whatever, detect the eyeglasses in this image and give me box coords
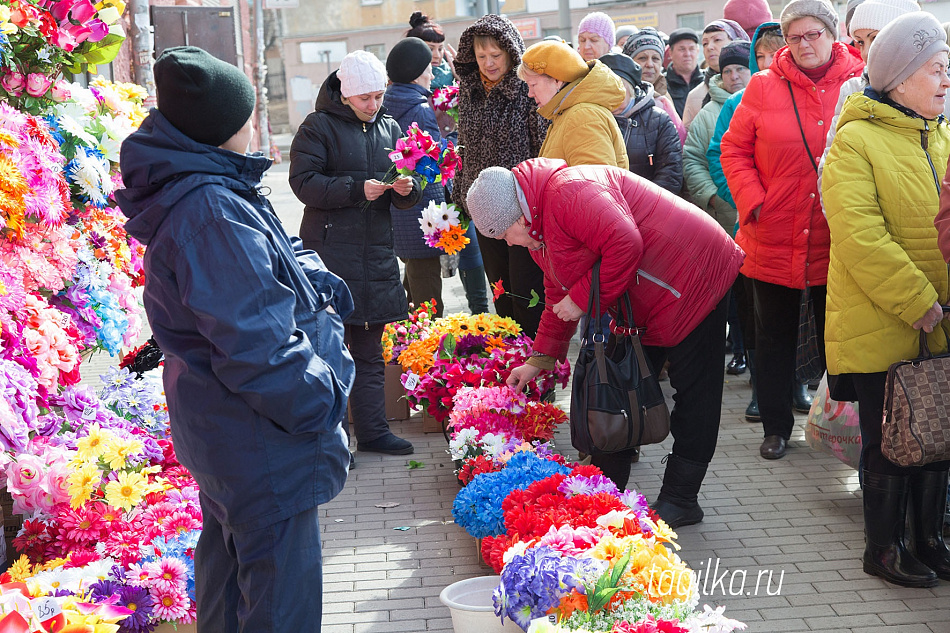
[785,28,826,45]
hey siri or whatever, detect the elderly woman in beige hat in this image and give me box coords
[518,40,628,168]
[825,11,950,588]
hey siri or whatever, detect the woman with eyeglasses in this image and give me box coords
[720,0,864,461]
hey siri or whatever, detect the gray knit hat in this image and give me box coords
[780,0,839,38]
[623,27,665,59]
[868,11,949,93]
[466,167,522,238]
[846,0,868,30]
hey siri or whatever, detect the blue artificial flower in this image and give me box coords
[416,155,441,180]
[452,452,568,538]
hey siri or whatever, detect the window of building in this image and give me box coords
[364,44,386,61]
[360,0,383,6]
[677,12,705,32]
[456,0,476,17]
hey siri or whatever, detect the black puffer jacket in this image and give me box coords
[383,82,445,260]
[615,84,683,194]
[452,14,547,213]
[290,72,421,326]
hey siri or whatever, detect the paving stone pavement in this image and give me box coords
[89,140,949,632]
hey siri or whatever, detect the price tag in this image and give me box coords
[60,314,71,329]
[32,596,62,622]
[403,372,420,391]
[81,405,97,420]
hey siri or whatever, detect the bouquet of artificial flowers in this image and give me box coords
[432,84,459,123]
[388,122,460,190]
[419,200,469,255]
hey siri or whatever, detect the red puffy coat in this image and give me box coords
[720,44,864,288]
[512,158,744,361]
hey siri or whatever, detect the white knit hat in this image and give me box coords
[338,50,387,98]
[849,0,919,37]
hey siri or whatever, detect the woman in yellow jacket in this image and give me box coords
[517,40,628,168]
[822,12,950,590]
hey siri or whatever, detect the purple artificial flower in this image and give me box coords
[0,358,42,451]
[618,489,651,516]
[454,333,489,358]
[558,474,619,498]
[89,579,122,601]
[116,584,154,633]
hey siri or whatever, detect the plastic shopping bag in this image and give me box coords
[805,373,862,469]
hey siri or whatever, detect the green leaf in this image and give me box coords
[438,332,456,360]
[528,289,540,308]
[407,460,425,470]
[77,33,125,66]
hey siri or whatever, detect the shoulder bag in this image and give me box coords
[570,261,670,455]
[882,330,950,467]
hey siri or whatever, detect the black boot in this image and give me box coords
[862,470,938,587]
[726,352,747,375]
[911,469,950,581]
[745,352,760,422]
[650,454,707,529]
[793,381,813,413]
[459,265,489,314]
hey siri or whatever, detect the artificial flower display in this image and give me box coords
[387,121,460,190]
[419,200,469,255]
[432,84,459,123]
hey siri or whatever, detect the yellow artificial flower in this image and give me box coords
[101,436,144,470]
[104,469,148,511]
[75,424,112,463]
[43,557,68,571]
[68,462,103,508]
[4,555,37,582]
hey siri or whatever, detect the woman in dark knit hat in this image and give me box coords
[384,37,446,316]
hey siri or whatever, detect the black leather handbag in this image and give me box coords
[570,261,670,455]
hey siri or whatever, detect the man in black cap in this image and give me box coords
[116,46,354,632]
[665,28,702,117]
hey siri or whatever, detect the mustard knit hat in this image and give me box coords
[521,40,589,83]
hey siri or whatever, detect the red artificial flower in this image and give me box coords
[491,279,505,302]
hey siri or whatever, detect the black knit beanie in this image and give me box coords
[155,46,257,147]
[387,37,434,84]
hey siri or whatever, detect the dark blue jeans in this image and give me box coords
[196,494,323,632]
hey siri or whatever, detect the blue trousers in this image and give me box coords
[196,493,324,632]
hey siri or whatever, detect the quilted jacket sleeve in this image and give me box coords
[938,163,950,263]
[651,110,683,194]
[707,95,739,208]
[683,107,717,208]
[176,198,351,435]
[823,127,938,324]
[288,114,363,209]
[721,76,767,226]
[291,236,355,320]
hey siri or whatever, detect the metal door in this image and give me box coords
[151,6,238,65]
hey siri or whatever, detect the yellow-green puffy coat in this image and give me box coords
[537,60,629,169]
[822,92,950,374]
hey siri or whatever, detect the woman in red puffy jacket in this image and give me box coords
[464,157,744,529]
[720,0,864,461]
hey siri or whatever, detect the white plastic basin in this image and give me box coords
[439,575,522,632]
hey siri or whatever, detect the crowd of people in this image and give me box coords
[284,0,950,601]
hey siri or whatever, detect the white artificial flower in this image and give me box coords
[57,114,99,147]
[419,200,448,235]
[501,540,529,566]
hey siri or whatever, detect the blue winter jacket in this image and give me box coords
[117,111,354,533]
[383,82,446,259]
[706,22,779,218]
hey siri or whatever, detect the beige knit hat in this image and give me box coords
[466,167,523,238]
[868,11,949,93]
[780,0,839,38]
[338,50,387,98]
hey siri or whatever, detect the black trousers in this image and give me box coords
[734,274,755,353]
[752,280,826,440]
[344,323,390,443]
[851,372,950,475]
[592,295,729,486]
[476,232,545,338]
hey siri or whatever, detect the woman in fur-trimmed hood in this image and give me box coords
[452,13,548,336]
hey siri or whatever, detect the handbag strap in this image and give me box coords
[786,80,819,175]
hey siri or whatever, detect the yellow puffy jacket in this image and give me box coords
[822,92,950,374]
[537,60,629,168]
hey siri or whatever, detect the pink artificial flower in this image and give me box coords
[87,18,109,42]
[150,585,190,621]
[6,454,46,498]
[388,136,425,171]
[148,558,189,592]
[50,79,71,102]
[2,71,26,96]
[44,462,72,505]
[25,73,53,98]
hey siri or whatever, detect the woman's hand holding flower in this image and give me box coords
[507,364,542,392]
[391,176,413,196]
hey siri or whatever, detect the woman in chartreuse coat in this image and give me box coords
[517,39,628,169]
[822,11,950,591]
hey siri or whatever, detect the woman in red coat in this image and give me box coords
[465,157,744,528]
[720,0,864,460]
